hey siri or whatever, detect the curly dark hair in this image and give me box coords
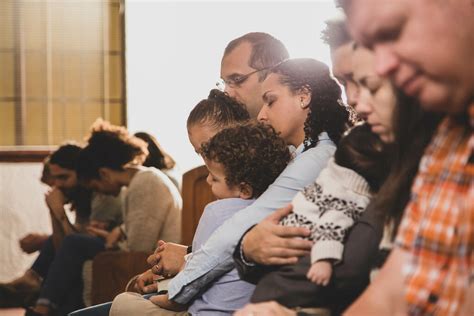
[321,18,352,51]
[187,89,250,130]
[335,123,390,192]
[270,58,351,150]
[49,143,82,170]
[201,122,291,198]
[76,119,148,181]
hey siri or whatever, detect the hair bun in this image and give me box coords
[208,89,229,102]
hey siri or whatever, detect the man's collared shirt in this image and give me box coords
[396,105,474,315]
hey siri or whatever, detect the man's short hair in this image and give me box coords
[224,32,289,80]
[321,18,352,51]
[49,143,82,170]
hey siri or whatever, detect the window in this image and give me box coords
[0,0,126,160]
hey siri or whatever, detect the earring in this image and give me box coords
[300,101,306,109]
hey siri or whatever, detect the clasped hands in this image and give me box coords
[134,240,188,311]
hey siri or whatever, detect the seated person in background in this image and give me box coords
[0,144,123,310]
[25,121,181,316]
[249,123,389,307]
[134,131,182,191]
[112,122,291,315]
[78,119,182,252]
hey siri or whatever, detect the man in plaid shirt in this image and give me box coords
[338,0,474,315]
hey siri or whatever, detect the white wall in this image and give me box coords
[0,163,51,282]
[125,0,340,173]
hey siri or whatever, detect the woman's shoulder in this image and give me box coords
[289,139,336,170]
[130,166,178,191]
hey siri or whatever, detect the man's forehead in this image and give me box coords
[347,0,408,45]
[331,43,353,74]
[221,42,253,75]
[49,164,72,175]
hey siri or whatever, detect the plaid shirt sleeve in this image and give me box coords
[395,109,474,316]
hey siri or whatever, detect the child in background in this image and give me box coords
[186,89,250,153]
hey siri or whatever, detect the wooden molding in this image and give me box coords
[181,165,216,245]
[0,150,53,162]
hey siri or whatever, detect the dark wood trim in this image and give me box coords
[120,0,127,127]
[0,150,52,162]
[13,0,25,145]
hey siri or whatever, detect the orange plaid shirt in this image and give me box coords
[395,104,474,315]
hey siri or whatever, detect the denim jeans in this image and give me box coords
[31,236,55,279]
[38,234,105,315]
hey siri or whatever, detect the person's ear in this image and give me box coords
[298,86,312,109]
[238,183,253,200]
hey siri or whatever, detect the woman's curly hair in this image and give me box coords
[201,122,291,198]
[270,58,352,150]
[187,89,250,130]
[76,119,148,181]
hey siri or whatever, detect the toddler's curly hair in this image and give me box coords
[201,122,291,198]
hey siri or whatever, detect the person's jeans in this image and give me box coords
[38,233,105,315]
[31,236,55,279]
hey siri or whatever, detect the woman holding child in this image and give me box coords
[236,42,441,316]
[108,59,353,315]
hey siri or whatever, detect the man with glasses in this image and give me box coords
[219,32,289,118]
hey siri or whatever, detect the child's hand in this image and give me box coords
[135,269,157,294]
[149,293,187,311]
[307,260,332,286]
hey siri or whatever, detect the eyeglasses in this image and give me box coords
[216,67,269,91]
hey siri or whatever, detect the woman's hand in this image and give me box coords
[242,204,312,265]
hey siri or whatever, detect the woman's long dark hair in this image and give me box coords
[269,58,352,150]
[369,91,443,238]
[134,132,176,170]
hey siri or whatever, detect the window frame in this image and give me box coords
[0,0,127,162]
